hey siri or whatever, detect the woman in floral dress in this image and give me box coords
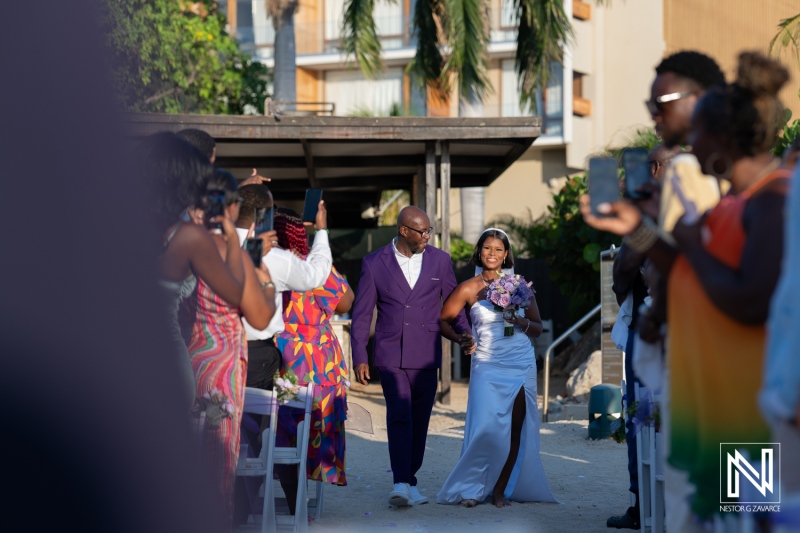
[274,207,354,505]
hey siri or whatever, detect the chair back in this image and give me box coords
[243,387,279,417]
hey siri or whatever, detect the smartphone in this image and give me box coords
[588,157,620,217]
[301,188,323,224]
[253,206,274,235]
[622,148,652,200]
[203,190,226,230]
[244,238,263,266]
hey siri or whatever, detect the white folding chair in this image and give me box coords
[236,387,279,533]
[237,384,315,533]
[268,383,314,533]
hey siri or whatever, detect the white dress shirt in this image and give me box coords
[391,238,424,289]
[236,227,332,339]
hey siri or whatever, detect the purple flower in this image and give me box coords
[503,281,514,292]
[511,295,523,306]
[499,294,511,307]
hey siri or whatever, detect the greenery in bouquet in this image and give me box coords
[627,392,661,434]
[274,368,302,404]
[192,387,235,429]
[610,415,626,444]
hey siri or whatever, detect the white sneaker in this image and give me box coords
[408,485,429,505]
[389,483,412,507]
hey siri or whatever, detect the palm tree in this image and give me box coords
[341,0,571,243]
[769,13,800,69]
[268,0,300,106]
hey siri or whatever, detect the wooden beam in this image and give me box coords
[300,139,319,188]
[425,143,436,221]
[215,155,507,169]
[124,113,542,142]
[439,140,451,405]
[413,165,425,208]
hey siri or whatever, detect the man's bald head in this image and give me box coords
[397,206,430,229]
[396,206,432,255]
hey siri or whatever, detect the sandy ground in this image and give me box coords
[305,379,630,533]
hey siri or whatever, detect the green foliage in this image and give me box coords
[442,0,491,100]
[492,176,621,319]
[603,127,661,161]
[769,13,800,69]
[101,0,270,114]
[449,235,474,262]
[341,0,383,76]
[773,109,800,157]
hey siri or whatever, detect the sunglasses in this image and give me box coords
[645,90,695,116]
[402,224,434,237]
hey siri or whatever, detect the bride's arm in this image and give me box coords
[440,283,476,353]
[515,296,544,338]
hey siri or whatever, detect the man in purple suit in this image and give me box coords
[352,206,474,507]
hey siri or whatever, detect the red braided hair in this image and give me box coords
[274,207,310,256]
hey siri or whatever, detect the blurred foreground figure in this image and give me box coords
[0,2,220,532]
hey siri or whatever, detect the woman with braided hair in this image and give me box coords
[583,52,792,523]
[274,207,354,508]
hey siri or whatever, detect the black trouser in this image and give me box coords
[625,327,640,499]
[246,338,282,391]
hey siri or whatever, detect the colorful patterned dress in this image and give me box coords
[667,169,789,519]
[187,277,247,521]
[276,267,349,485]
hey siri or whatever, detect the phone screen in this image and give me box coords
[254,206,274,235]
[203,190,226,230]
[622,148,652,199]
[588,157,620,216]
[302,188,323,223]
[244,238,263,266]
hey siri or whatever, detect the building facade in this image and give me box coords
[219,0,800,233]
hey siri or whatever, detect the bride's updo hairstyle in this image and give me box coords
[471,228,514,269]
[694,51,789,157]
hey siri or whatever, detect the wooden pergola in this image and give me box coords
[125,112,542,402]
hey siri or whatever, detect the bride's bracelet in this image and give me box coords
[523,319,531,334]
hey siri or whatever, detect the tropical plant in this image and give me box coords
[101,0,269,114]
[773,110,800,158]
[769,13,800,70]
[492,177,621,319]
[449,234,475,262]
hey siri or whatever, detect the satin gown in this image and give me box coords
[436,300,557,504]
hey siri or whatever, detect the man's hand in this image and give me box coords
[355,363,371,385]
[459,331,476,355]
[239,168,271,188]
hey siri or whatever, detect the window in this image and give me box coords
[325,68,404,116]
[501,59,563,136]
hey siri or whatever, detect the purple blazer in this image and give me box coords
[351,243,471,370]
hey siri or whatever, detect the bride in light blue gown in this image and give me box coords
[436,228,557,508]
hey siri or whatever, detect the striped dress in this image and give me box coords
[187,277,247,521]
[276,267,349,485]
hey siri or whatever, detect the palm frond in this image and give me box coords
[406,0,446,92]
[442,0,491,100]
[515,0,572,112]
[341,0,383,76]
[769,13,800,68]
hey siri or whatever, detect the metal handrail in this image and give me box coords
[542,303,601,422]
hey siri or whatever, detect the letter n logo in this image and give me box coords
[720,443,780,504]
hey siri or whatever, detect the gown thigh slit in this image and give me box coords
[436,301,556,505]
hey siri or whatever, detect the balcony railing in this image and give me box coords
[238,9,526,59]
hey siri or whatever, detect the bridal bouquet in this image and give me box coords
[486,274,535,336]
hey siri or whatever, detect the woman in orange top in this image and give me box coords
[582,52,791,521]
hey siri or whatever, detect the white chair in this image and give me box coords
[238,384,316,533]
[236,387,279,533]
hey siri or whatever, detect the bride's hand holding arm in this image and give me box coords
[441,283,476,355]
[516,296,544,338]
